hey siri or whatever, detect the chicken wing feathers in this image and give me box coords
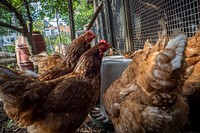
[0,66,19,81]
[43,76,95,113]
[104,33,189,133]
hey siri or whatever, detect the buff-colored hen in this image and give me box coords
[182,30,200,131]
[29,52,63,74]
[104,27,189,132]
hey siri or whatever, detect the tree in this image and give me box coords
[33,20,44,33]
[0,0,94,55]
[0,0,38,55]
[0,8,12,35]
[73,0,93,31]
[39,0,93,31]
[39,0,68,20]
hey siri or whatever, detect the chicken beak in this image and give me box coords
[105,46,112,53]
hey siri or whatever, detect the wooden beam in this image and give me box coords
[122,0,134,51]
[68,0,75,40]
[86,2,103,30]
[105,0,116,48]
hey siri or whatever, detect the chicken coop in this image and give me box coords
[94,0,200,52]
[89,1,200,130]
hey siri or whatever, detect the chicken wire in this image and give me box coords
[128,0,200,51]
[98,0,126,53]
[110,0,126,52]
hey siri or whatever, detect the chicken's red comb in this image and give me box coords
[99,40,108,44]
[85,30,94,34]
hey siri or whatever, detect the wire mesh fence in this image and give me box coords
[128,0,200,50]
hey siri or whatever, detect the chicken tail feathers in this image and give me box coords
[150,33,187,106]
[166,34,187,71]
[0,66,19,83]
[0,66,23,104]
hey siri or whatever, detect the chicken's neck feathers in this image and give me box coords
[62,37,90,64]
[74,57,102,78]
[38,36,91,80]
[73,48,102,79]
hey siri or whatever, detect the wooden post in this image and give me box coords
[122,0,134,52]
[68,0,75,41]
[100,1,108,41]
[56,11,63,54]
[104,0,116,48]
[86,2,103,30]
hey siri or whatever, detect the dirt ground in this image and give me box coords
[0,102,199,133]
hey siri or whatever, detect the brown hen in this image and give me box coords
[182,30,200,131]
[29,52,63,74]
[38,30,96,81]
[183,30,200,95]
[0,40,110,133]
[104,32,189,133]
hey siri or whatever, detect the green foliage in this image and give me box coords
[0,7,12,21]
[5,45,15,53]
[56,32,71,45]
[44,32,71,53]
[33,20,45,33]
[0,45,15,53]
[0,0,94,43]
[0,0,39,33]
[39,0,94,31]
[0,5,13,35]
[39,0,68,19]
[0,43,15,53]
[73,0,94,31]
[6,120,14,128]
[0,27,9,36]
[7,0,22,7]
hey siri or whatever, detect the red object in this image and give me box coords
[15,31,46,71]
